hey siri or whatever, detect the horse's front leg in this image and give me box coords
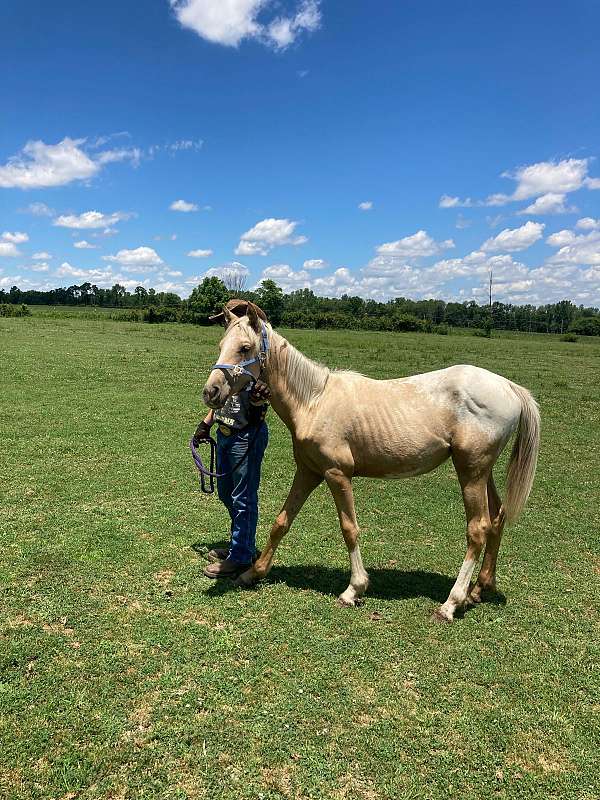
[325,468,370,607]
[237,465,322,587]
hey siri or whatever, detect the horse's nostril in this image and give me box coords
[203,384,219,403]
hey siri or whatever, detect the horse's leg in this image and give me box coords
[237,465,322,587]
[469,475,506,604]
[325,469,370,608]
[432,474,491,622]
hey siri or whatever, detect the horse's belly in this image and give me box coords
[351,435,451,479]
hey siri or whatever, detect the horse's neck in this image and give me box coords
[264,330,328,432]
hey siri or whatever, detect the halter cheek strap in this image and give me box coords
[211,321,270,384]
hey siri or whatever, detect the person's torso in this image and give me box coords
[214,386,254,430]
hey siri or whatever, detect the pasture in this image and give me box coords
[1,316,599,800]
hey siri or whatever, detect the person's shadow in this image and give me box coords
[192,542,506,610]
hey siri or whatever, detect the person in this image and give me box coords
[194,299,271,579]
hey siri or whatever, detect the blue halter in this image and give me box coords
[211,321,270,386]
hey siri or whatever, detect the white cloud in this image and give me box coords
[235,217,307,256]
[0,242,20,257]
[168,139,204,152]
[203,261,250,282]
[439,194,473,209]
[507,158,591,201]
[22,201,55,217]
[576,217,600,231]
[358,201,373,211]
[102,247,164,270]
[188,248,213,258]
[74,240,96,249]
[170,0,321,50]
[517,192,576,216]
[546,230,600,267]
[53,210,133,229]
[32,251,52,260]
[0,137,139,190]
[29,262,50,272]
[260,264,311,291]
[1,231,29,244]
[441,158,600,211]
[481,221,545,253]
[375,230,454,259]
[546,229,576,248]
[170,199,199,212]
[303,258,328,270]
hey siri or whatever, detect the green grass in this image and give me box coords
[1,316,599,800]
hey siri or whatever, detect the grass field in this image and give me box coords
[1,316,599,800]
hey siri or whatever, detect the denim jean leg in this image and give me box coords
[216,431,235,526]
[228,424,268,564]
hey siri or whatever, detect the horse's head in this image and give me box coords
[202,303,265,409]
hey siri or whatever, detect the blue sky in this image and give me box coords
[2,0,600,305]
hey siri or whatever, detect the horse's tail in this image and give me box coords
[503,381,541,525]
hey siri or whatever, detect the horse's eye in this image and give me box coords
[240,345,251,354]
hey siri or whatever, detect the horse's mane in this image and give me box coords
[265,327,330,407]
[285,342,330,406]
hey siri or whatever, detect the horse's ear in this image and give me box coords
[223,306,234,327]
[247,303,261,333]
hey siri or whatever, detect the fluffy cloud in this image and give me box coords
[53,210,133,229]
[235,218,308,256]
[303,258,328,270]
[0,243,20,257]
[546,230,600,267]
[507,158,591,201]
[170,199,198,212]
[74,240,96,249]
[576,217,600,231]
[358,201,373,211]
[170,0,321,50]
[203,262,250,284]
[481,221,545,253]
[1,231,29,244]
[188,248,213,258]
[260,264,311,291]
[517,192,576,216]
[375,230,454,259]
[102,247,164,270]
[440,158,600,211]
[0,137,139,189]
[30,262,50,272]
[22,202,55,217]
[32,251,52,260]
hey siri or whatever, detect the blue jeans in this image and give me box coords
[216,422,268,564]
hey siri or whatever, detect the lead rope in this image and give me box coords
[190,423,263,495]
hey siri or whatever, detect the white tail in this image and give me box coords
[503,382,541,524]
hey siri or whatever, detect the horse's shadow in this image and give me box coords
[192,542,506,608]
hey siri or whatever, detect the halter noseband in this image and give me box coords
[210,321,269,385]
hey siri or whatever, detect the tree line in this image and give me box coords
[2,278,600,336]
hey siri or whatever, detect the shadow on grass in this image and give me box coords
[200,559,507,607]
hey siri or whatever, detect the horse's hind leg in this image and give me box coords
[433,473,491,623]
[469,475,506,604]
[325,469,369,607]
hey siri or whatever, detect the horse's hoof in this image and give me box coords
[235,569,258,589]
[336,594,364,608]
[431,608,453,624]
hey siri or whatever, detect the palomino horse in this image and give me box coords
[202,305,540,622]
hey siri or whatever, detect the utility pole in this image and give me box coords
[488,266,493,310]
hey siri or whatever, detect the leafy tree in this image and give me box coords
[188,277,229,323]
[256,279,285,325]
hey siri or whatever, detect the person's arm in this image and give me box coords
[193,409,214,444]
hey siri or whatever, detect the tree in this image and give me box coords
[188,277,230,323]
[135,286,148,306]
[255,279,285,325]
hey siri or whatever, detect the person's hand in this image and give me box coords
[250,380,271,405]
[193,420,212,445]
